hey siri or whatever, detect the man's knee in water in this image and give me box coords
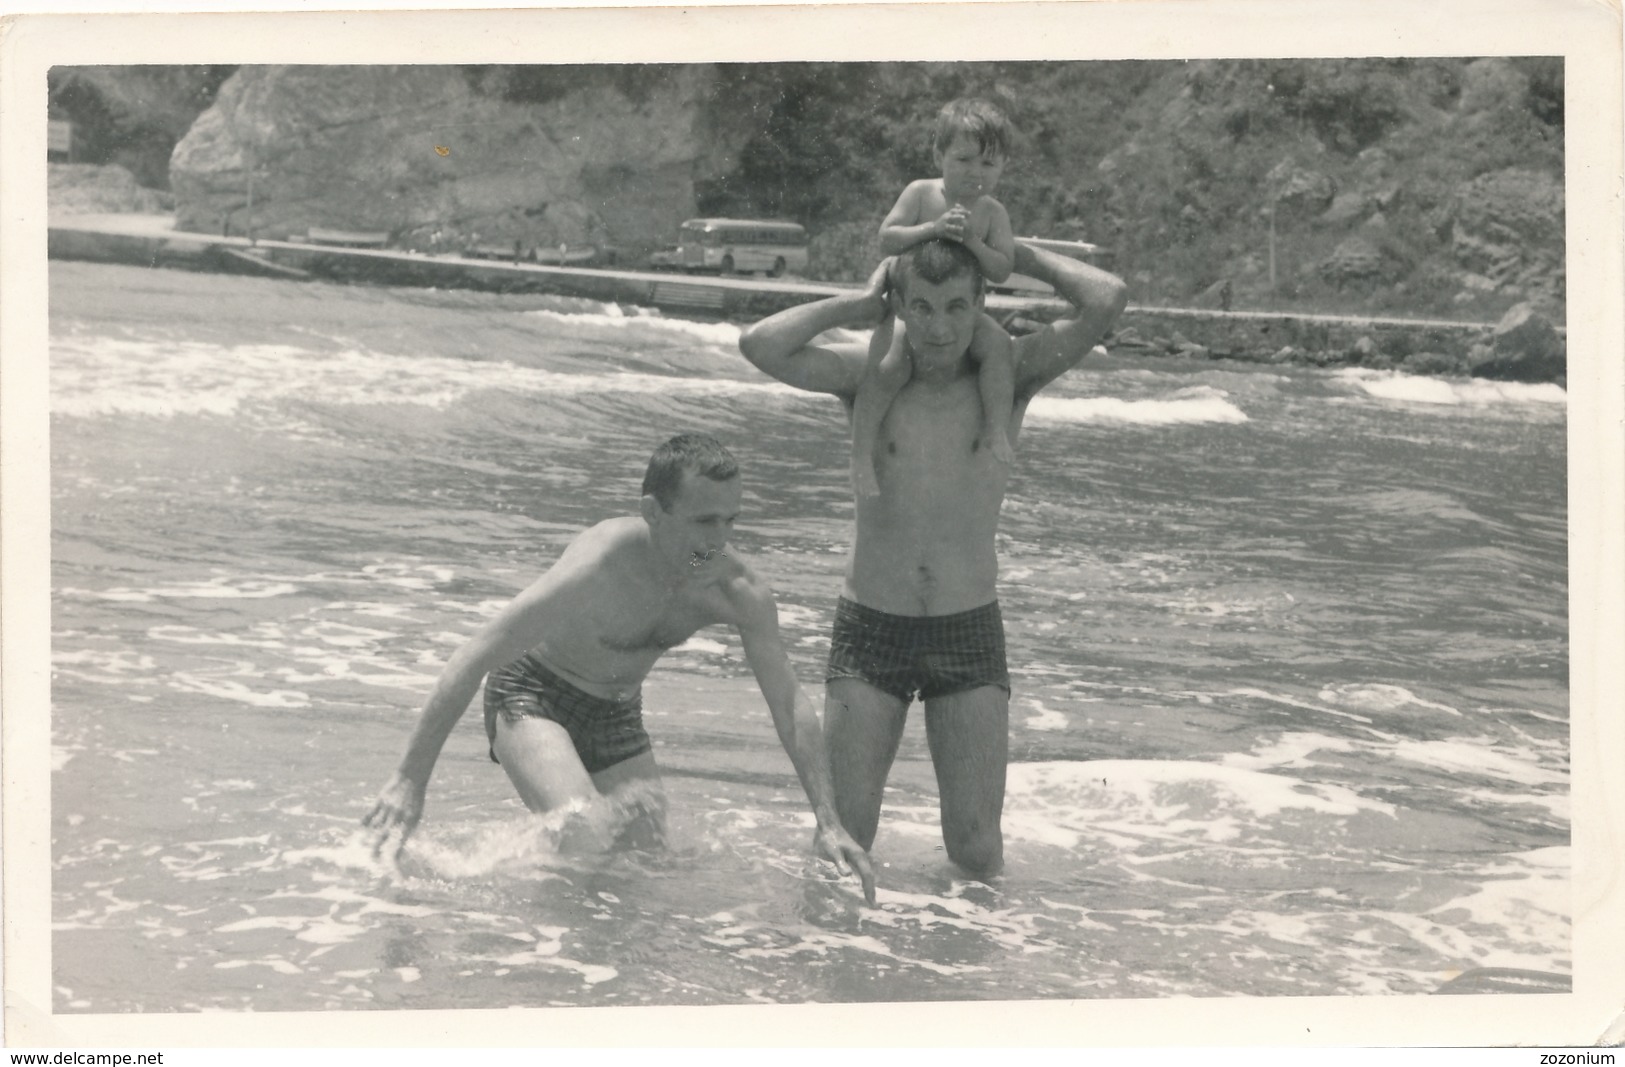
[605,777,668,852]
[943,819,1003,877]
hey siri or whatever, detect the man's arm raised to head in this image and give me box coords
[1010,241,1129,400]
[737,260,890,398]
[728,567,877,904]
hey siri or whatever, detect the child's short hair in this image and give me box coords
[933,98,1013,160]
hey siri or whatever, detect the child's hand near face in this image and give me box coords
[933,204,972,243]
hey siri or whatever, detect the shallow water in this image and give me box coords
[48,260,1568,1010]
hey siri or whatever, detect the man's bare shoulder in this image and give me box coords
[557,516,644,568]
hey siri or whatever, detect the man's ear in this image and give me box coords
[639,494,661,526]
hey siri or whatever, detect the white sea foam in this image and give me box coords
[51,649,159,680]
[481,924,617,984]
[1026,387,1248,426]
[1460,787,1568,821]
[1318,682,1462,716]
[718,917,996,977]
[673,636,729,656]
[1003,759,1395,851]
[1223,732,1357,772]
[1021,698,1070,732]
[147,626,287,650]
[1227,686,1381,728]
[59,577,299,602]
[170,671,311,709]
[524,307,744,348]
[1380,849,1570,973]
[52,334,792,420]
[1335,369,1567,407]
[1387,738,1565,787]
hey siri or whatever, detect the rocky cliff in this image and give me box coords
[55,59,1564,325]
[1083,58,1564,320]
[168,65,748,254]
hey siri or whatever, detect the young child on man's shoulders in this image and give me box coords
[852,98,1019,498]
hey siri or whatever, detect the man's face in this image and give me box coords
[648,472,742,574]
[894,269,983,370]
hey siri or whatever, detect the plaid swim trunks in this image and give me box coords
[825,597,1010,703]
[483,651,651,774]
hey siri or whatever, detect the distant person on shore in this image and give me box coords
[849,98,1020,498]
[738,240,1126,879]
[363,433,875,903]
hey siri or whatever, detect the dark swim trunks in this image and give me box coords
[825,597,1010,703]
[483,652,652,774]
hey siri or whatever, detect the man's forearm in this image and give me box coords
[771,688,843,827]
[1015,242,1127,322]
[397,667,482,782]
[738,290,876,375]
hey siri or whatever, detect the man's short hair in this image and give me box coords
[898,239,985,301]
[933,98,1013,160]
[642,433,739,510]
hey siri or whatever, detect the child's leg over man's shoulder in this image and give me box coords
[968,312,1014,367]
[873,318,914,387]
[969,313,1017,463]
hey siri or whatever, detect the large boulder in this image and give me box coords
[1266,160,1336,216]
[169,65,748,253]
[1318,235,1385,285]
[1457,58,1530,116]
[1469,302,1565,381]
[1318,190,1370,227]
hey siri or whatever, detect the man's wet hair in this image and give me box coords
[933,98,1013,161]
[898,239,985,300]
[642,433,740,510]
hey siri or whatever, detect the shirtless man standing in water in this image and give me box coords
[364,433,874,903]
[739,240,1126,877]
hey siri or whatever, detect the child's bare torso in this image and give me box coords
[904,179,1000,243]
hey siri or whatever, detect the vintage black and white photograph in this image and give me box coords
[5,0,1622,1050]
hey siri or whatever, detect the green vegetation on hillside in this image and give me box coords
[694,59,1563,319]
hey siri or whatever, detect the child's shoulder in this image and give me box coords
[901,177,945,198]
[973,193,1010,215]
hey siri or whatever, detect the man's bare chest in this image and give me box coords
[882,380,987,457]
[590,583,727,654]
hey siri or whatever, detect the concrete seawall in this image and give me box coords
[50,214,1532,379]
[1111,306,1508,369]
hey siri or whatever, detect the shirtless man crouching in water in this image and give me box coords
[364,433,874,903]
[738,241,1126,877]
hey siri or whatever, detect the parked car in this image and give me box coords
[647,246,684,271]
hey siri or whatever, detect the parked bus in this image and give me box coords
[678,218,808,277]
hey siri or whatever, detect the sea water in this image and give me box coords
[47,260,1568,1010]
